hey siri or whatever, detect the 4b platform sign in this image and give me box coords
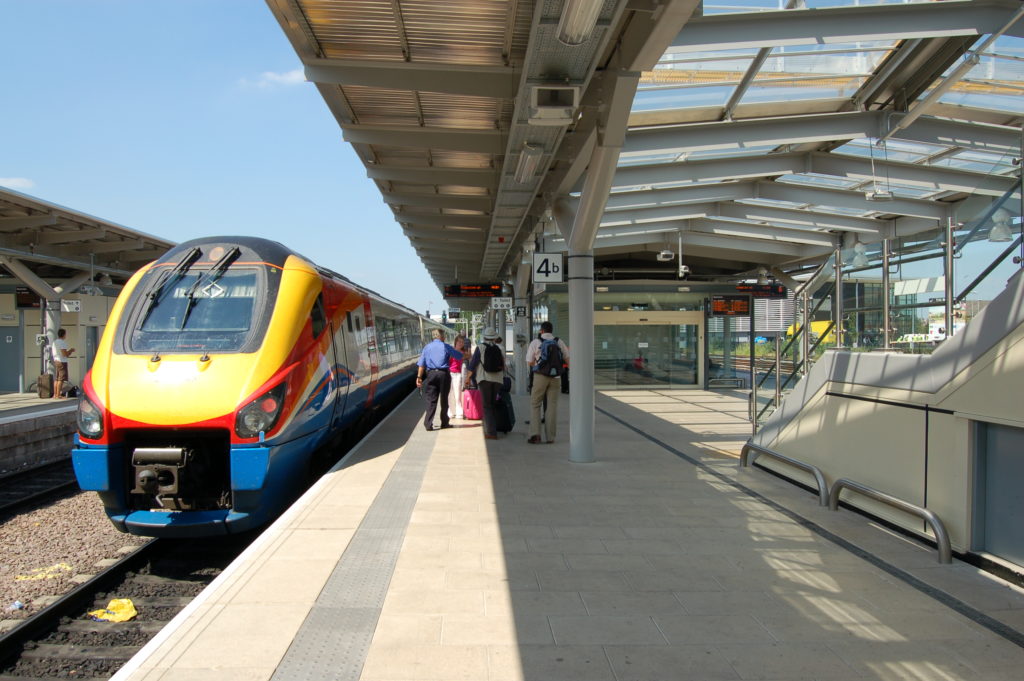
[533,253,563,283]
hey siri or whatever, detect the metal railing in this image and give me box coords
[828,478,952,564]
[739,442,829,506]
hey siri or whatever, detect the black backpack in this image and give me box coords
[535,337,565,377]
[482,342,504,373]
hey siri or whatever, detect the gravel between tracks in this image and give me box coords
[0,492,147,621]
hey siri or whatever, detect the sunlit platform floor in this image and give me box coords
[114,389,1024,681]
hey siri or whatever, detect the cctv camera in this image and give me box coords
[678,264,691,278]
[656,249,674,262]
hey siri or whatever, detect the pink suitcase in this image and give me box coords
[462,388,483,420]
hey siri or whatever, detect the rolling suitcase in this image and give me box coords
[462,387,483,420]
[37,373,53,399]
[494,389,515,433]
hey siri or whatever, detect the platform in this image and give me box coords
[113,389,1024,681]
[0,392,77,475]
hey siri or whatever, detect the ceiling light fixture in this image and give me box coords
[989,208,1013,242]
[513,143,544,184]
[556,0,603,46]
[851,242,869,268]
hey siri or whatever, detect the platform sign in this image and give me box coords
[472,314,483,324]
[491,297,513,310]
[61,299,81,312]
[533,253,563,283]
[515,306,527,318]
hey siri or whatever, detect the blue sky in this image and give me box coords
[0,0,444,315]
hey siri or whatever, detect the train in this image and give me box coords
[72,236,443,537]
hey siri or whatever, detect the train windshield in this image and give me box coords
[130,269,259,353]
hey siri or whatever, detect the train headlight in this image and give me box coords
[78,396,104,439]
[235,383,287,439]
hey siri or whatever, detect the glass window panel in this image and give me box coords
[633,86,734,111]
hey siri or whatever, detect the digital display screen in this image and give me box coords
[735,283,787,298]
[443,283,503,298]
[711,295,751,316]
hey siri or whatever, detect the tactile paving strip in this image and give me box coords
[271,424,434,680]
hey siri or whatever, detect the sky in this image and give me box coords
[0,0,444,316]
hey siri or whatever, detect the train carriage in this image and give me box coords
[72,236,439,537]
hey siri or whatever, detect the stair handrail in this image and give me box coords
[739,442,829,506]
[828,477,952,564]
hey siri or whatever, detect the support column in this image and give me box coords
[568,251,595,464]
[513,259,532,396]
[834,244,845,348]
[944,218,955,341]
[882,238,892,349]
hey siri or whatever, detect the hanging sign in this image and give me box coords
[533,253,563,283]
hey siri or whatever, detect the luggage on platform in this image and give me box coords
[494,387,516,433]
[462,387,483,420]
[37,374,53,399]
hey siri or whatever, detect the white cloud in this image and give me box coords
[240,69,305,89]
[0,177,35,190]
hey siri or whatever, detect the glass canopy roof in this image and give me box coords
[610,0,1024,275]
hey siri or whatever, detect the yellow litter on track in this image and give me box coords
[87,598,138,622]
[15,562,73,581]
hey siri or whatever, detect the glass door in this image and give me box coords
[593,311,703,389]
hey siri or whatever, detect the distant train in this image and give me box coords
[72,236,442,537]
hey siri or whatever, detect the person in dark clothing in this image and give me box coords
[466,327,505,439]
[416,328,462,431]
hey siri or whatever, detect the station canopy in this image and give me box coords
[0,188,174,290]
[267,0,1024,310]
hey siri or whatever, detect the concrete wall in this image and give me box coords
[0,409,77,474]
[752,269,1024,557]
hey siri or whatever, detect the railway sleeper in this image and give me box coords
[20,643,138,662]
[59,620,165,635]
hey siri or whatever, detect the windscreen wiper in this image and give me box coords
[178,246,241,330]
[138,246,202,326]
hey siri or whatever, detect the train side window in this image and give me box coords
[355,315,362,332]
[346,311,353,333]
[311,294,326,338]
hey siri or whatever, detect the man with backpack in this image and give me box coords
[525,321,570,444]
[466,327,505,440]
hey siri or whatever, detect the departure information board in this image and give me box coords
[443,283,503,298]
[711,295,751,317]
[735,283,787,298]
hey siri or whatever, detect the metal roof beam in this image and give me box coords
[691,218,836,248]
[754,180,949,220]
[367,165,499,190]
[886,114,1022,155]
[809,152,1017,198]
[0,215,57,231]
[35,228,108,245]
[600,202,715,227]
[715,202,882,235]
[623,111,880,157]
[305,59,519,98]
[393,212,491,229]
[610,154,806,189]
[382,192,493,212]
[623,111,1020,158]
[669,0,1020,53]
[342,124,506,154]
[586,228,818,258]
[603,182,753,211]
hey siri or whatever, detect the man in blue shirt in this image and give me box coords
[416,328,463,431]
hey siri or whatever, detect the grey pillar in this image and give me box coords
[882,238,892,349]
[568,250,595,464]
[944,218,955,340]
[513,260,532,396]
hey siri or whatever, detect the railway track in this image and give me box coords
[0,532,255,679]
[0,460,79,517]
